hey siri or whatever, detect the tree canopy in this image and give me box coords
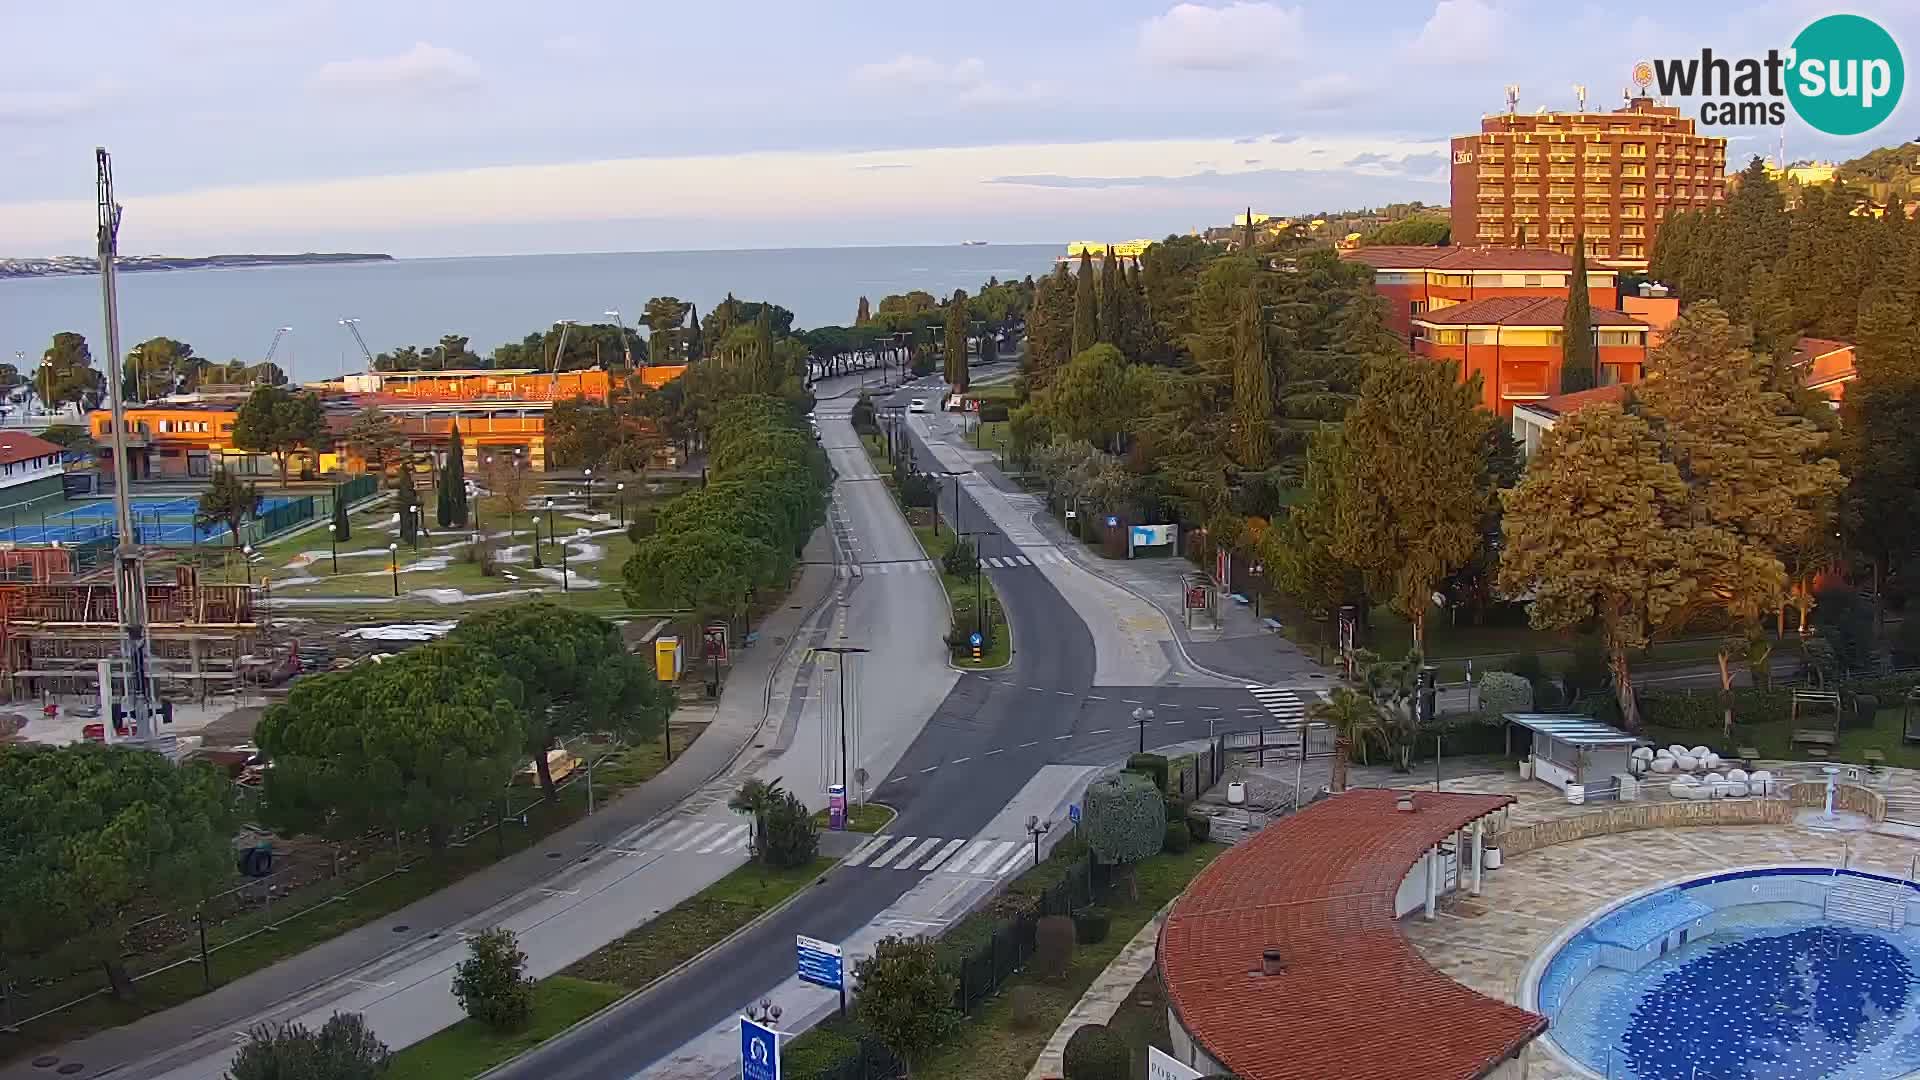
[232,385,329,485]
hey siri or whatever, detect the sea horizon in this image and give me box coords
[0,242,1062,384]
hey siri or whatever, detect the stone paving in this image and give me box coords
[1403,821,1920,1079]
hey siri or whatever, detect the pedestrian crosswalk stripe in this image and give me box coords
[640,820,752,854]
[917,838,967,871]
[865,836,922,869]
[984,557,1005,568]
[699,824,750,853]
[844,835,890,867]
[992,844,1031,876]
[1011,555,1032,566]
[939,840,995,875]
[898,837,943,868]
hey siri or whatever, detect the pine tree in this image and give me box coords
[1560,226,1596,392]
[1072,250,1097,357]
[1026,263,1076,388]
[1098,247,1121,345]
[945,289,969,391]
[856,296,871,325]
[1230,280,1272,470]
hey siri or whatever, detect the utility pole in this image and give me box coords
[96,147,158,746]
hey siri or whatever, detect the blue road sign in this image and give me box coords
[969,631,983,648]
[741,1016,780,1080]
[1106,515,1118,527]
[1069,803,1081,824]
[796,934,844,991]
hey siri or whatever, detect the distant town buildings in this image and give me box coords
[1340,245,1619,344]
[1450,95,1728,269]
[1411,297,1650,415]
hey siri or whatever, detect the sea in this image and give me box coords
[0,244,1060,383]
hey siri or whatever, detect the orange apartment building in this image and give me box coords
[1411,296,1650,415]
[1340,245,1619,344]
[1450,96,1727,268]
[88,364,689,482]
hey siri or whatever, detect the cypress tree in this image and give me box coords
[1098,247,1121,345]
[1072,250,1097,357]
[945,289,969,391]
[331,489,350,542]
[684,304,702,362]
[753,307,774,392]
[1231,280,1272,469]
[447,423,467,526]
[1242,206,1255,251]
[856,296,871,325]
[1561,226,1597,392]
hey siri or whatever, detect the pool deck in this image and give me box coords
[1403,817,1920,1079]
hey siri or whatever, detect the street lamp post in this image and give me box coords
[1133,706,1157,754]
[813,646,869,808]
[583,467,594,510]
[1025,814,1052,868]
[466,480,480,531]
[241,544,254,586]
[616,483,626,527]
[388,542,399,597]
[961,530,990,647]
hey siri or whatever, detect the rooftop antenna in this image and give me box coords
[96,146,159,747]
[1574,84,1588,112]
[1505,84,1520,115]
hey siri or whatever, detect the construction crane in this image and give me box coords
[263,326,292,386]
[338,317,375,367]
[95,146,159,747]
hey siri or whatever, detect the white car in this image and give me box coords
[908,398,927,413]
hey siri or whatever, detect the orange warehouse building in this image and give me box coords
[1411,295,1649,415]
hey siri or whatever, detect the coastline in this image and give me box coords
[0,253,394,280]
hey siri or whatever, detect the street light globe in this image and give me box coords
[545,498,554,509]
[584,468,592,477]
[616,483,624,492]
[388,542,398,551]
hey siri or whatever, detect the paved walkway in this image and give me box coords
[1024,905,1170,1080]
[4,532,843,1080]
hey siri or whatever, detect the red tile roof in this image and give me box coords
[1417,296,1646,328]
[1792,336,1853,362]
[1341,245,1579,271]
[1160,788,1541,1080]
[0,432,66,467]
[1522,384,1631,418]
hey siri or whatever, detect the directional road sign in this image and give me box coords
[796,934,844,991]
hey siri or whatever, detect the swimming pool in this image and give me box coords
[1531,867,1920,1080]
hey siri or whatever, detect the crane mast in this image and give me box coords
[96,147,159,745]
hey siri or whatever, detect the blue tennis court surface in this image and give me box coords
[0,496,301,545]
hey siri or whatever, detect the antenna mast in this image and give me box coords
[96,147,159,746]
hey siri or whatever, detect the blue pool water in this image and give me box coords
[1539,870,1920,1080]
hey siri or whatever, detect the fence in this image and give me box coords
[335,474,378,508]
[255,494,316,540]
[0,736,618,1034]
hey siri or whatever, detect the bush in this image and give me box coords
[1564,637,1611,703]
[851,393,878,434]
[1163,819,1191,853]
[895,467,935,508]
[1034,915,1076,980]
[229,1013,390,1080]
[761,791,820,868]
[452,927,534,1033]
[980,403,1010,422]
[1074,907,1112,945]
[1502,651,1545,689]
[1185,812,1212,843]
[1638,687,1792,730]
[1477,671,1534,724]
[943,538,977,580]
[1062,1024,1131,1080]
[1125,753,1169,794]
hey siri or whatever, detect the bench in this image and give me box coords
[1792,729,1836,760]
[1261,617,1284,634]
[742,631,761,649]
[1864,748,1887,769]
[1737,746,1760,765]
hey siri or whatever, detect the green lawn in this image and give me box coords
[914,524,1012,669]
[561,857,833,990]
[385,976,626,1080]
[783,841,1225,1080]
[812,802,895,833]
[861,433,893,474]
[1104,967,1173,1079]
[0,730,701,1061]
[1647,705,1918,769]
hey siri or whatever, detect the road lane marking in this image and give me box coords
[921,765,940,773]
[1054,734,1074,740]
[917,838,968,871]
[992,845,1032,876]
[1089,728,1109,734]
[866,836,921,869]
[951,756,971,764]
[943,840,998,874]
[895,837,944,869]
[984,748,1003,755]
[844,835,891,866]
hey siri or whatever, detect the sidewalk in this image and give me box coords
[4,531,843,1080]
[921,419,1322,688]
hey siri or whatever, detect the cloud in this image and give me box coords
[854,163,914,171]
[0,84,115,125]
[1345,152,1393,168]
[1270,133,1301,143]
[1341,150,1449,176]
[312,43,482,96]
[1408,0,1496,57]
[1139,2,1307,71]
[1292,72,1366,111]
[853,54,988,92]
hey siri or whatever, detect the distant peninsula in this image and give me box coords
[0,252,394,279]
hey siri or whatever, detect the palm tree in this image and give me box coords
[1310,687,1384,793]
[727,779,784,856]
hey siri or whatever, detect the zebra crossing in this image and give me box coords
[622,819,754,856]
[843,834,1032,877]
[836,550,1068,577]
[1249,685,1307,721]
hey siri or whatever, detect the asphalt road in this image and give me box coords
[500,390,1293,1080]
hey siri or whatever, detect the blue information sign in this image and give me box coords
[796,934,844,991]
[969,631,983,647]
[1106,515,1118,527]
[741,1016,780,1080]
[1069,803,1081,824]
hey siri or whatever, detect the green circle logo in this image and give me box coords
[1788,14,1904,136]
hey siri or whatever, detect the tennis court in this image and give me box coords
[0,495,304,546]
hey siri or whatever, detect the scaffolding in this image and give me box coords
[0,565,266,702]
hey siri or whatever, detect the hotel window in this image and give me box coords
[1597,329,1641,347]
[1429,273,1471,287]
[1428,297,1458,312]
[1621,143,1647,158]
[1525,274,1547,287]
[1467,329,1499,345]
[1621,243,1646,258]
[1431,329,1468,346]
[1410,300,1428,316]
[1501,329,1564,346]
[1621,164,1646,178]
[1622,184,1644,198]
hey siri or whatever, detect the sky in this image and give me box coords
[1,0,1915,257]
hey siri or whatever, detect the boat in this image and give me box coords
[960,240,989,246]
